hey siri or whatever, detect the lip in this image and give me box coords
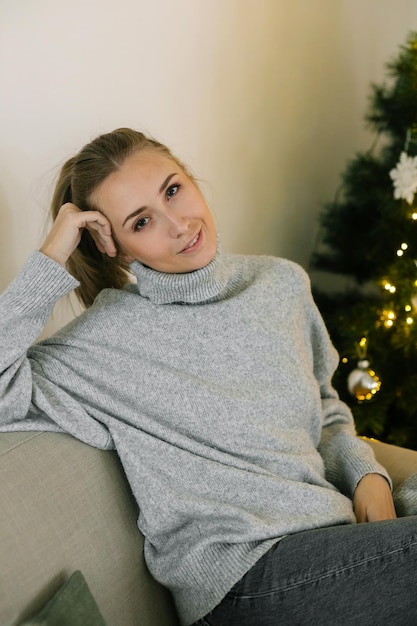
[178,229,202,254]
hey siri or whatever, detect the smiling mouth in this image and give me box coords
[179,230,201,253]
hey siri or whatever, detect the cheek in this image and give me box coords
[123,233,164,260]
[110,229,141,260]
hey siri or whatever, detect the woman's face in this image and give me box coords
[91,150,217,273]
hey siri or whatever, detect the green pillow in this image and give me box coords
[21,571,108,626]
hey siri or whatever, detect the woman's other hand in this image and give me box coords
[353,473,397,522]
[40,203,117,266]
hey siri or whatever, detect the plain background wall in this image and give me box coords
[1,0,417,334]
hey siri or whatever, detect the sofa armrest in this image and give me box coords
[361,437,417,489]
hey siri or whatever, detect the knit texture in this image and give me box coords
[394,475,417,517]
[0,247,390,625]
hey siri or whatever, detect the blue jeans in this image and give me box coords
[193,517,417,625]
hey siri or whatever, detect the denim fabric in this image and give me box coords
[193,517,417,625]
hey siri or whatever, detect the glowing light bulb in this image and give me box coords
[401,243,408,250]
[412,212,417,220]
[383,310,396,328]
[405,305,412,312]
[406,317,414,324]
[383,281,396,293]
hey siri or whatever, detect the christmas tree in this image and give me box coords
[312,31,417,449]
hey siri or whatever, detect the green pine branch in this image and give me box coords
[311,31,417,449]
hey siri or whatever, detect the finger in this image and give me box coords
[84,219,117,257]
[91,232,118,257]
[57,205,112,238]
[41,205,118,265]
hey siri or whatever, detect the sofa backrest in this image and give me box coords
[0,431,179,626]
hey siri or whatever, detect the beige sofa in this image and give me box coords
[1,432,416,626]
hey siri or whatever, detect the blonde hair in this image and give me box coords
[50,128,192,308]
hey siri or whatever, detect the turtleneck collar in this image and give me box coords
[129,237,237,305]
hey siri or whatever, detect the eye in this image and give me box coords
[166,184,180,199]
[133,216,150,231]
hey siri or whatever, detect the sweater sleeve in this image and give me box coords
[0,252,112,449]
[302,277,392,498]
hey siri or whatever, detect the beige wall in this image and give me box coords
[1,0,417,332]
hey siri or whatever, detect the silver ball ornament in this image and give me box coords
[347,359,381,401]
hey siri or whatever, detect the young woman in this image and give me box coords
[1,128,416,625]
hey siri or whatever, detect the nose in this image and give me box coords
[166,212,190,237]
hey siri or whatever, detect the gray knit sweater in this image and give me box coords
[0,246,389,625]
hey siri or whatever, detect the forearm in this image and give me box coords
[0,252,78,423]
[305,291,392,498]
[319,414,392,498]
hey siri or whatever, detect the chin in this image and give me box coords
[197,245,217,268]
[180,253,215,273]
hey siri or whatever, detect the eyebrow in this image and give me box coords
[122,172,177,227]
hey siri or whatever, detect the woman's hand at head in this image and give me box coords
[40,203,117,266]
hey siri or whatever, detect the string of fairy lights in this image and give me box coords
[380,212,417,329]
